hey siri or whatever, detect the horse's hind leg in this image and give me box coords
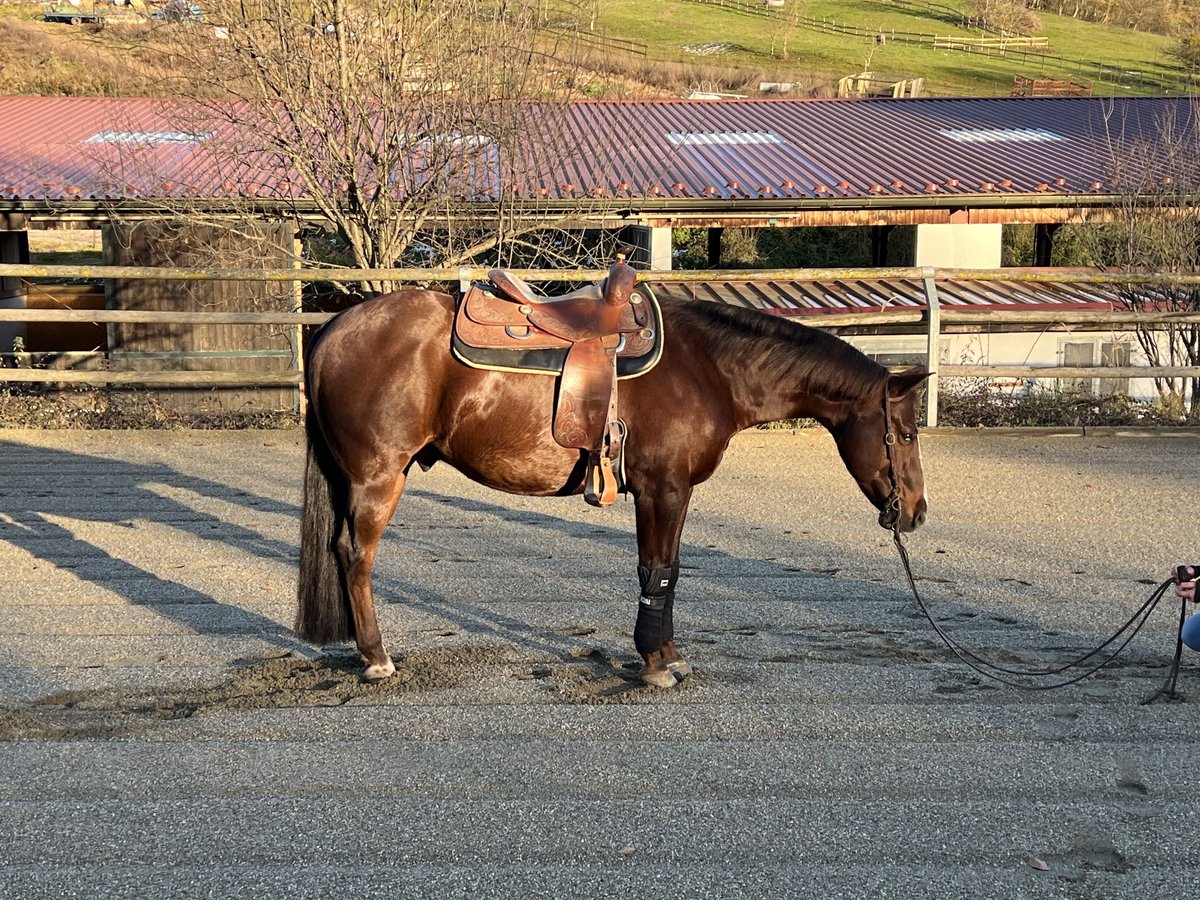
[337,468,409,681]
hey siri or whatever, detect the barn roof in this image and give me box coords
[0,94,1195,220]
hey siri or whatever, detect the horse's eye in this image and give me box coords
[901,432,917,444]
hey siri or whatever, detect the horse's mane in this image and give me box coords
[670,297,888,401]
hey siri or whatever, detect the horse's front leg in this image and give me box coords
[633,485,693,687]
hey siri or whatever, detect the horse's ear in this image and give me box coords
[887,368,930,400]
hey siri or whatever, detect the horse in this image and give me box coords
[295,273,929,687]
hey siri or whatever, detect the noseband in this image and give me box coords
[879,392,902,530]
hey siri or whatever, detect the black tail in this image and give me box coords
[295,403,354,643]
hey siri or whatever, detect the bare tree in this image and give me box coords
[1082,102,1200,417]
[139,0,600,291]
[969,0,1043,35]
[769,0,808,61]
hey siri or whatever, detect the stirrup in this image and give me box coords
[584,456,619,508]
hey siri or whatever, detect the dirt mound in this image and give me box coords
[0,644,663,740]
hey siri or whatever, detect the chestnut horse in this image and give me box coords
[296,288,929,686]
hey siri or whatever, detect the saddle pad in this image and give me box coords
[451,284,663,379]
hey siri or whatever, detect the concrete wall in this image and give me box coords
[621,225,672,270]
[844,329,1161,401]
[914,223,1002,268]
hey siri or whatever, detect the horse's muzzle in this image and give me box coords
[879,500,926,532]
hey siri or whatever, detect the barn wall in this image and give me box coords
[844,330,1160,401]
[0,219,29,353]
[103,221,298,413]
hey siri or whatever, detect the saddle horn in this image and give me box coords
[601,257,639,308]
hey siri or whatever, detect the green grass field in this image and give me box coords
[0,0,1183,99]
[589,0,1182,96]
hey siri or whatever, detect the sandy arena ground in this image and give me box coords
[0,427,1198,898]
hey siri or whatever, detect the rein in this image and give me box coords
[880,393,1186,701]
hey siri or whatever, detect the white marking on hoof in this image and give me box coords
[665,659,692,677]
[363,657,395,682]
[639,666,678,688]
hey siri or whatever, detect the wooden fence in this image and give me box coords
[542,26,649,58]
[1,263,1199,425]
[932,35,1050,50]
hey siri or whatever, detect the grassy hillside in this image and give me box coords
[0,11,182,96]
[589,0,1183,97]
[0,0,1185,98]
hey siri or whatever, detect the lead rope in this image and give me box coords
[1142,594,1189,705]
[890,527,1177,693]
[882,394,1183,698]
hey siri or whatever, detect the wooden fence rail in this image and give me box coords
[2,264,1199,424]
[13,262,1200,287]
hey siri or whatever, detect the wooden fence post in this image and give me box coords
[922,266,940,428]
[292,235,305,417]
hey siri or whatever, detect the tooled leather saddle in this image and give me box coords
[451,258,663,507]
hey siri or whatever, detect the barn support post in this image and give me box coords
[707,228,724,268]
[922,266,941,427]
[1034,223,1061,267]
[871,225,893,266]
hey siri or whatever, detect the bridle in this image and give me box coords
[878,392,903,531]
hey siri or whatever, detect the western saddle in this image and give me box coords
[451,256,661,507]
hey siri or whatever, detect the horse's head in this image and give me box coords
[833,368,929,533]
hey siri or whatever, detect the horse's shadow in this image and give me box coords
[385,487,1175,684]
[0,438,1172,705]
[0,439,310,657]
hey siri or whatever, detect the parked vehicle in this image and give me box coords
[154,0,203,21]
[44,0,146,26]
[43,2,104,25]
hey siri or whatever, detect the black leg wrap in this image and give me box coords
[635,563,679,657]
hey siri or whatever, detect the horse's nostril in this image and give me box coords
[914,510,927,528]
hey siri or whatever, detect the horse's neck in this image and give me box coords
[700,319,873,430]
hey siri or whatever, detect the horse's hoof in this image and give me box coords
[639,665,679,688]
[363,657,396,683]
[665,658,692,677]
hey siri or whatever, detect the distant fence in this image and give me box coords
[884,0,994,33]
[678,0,1191,94]
[1,264,1199,425]
[932,35,1049,50]
[542,25,649,57]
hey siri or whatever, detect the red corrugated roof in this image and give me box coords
[0,95,1193,204]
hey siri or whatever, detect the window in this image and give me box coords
[1061,341,1094,395]
[1059,340,1131,397]
[1100,341,1131,397]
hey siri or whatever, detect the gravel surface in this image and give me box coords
[0,426,1197,898]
